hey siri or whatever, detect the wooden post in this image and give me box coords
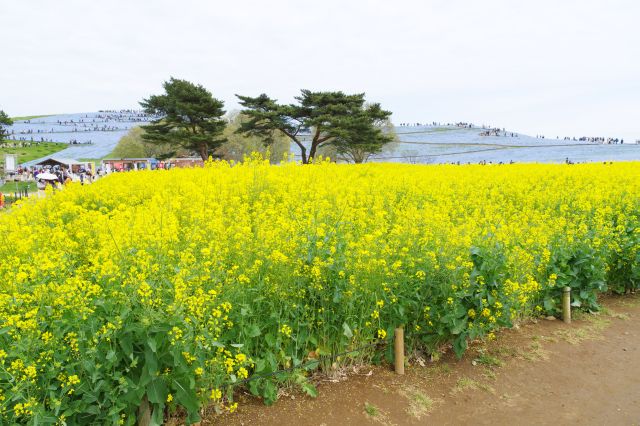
[562,286,571,324]
[394,327,405,375]
[137,395,151,426]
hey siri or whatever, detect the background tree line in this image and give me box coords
[0,110,13,141]
[112,77,397,163]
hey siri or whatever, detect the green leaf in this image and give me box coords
[451,318,466,335]
[121,382,145,404]
[146,379,167,404]
[453,334,468,359]
[147,336,157,353]
[151,405,165,426]
[265,333,276,347]
[304,360,320,371]
[174,378,200,414]
[342,322,353,339]
[144,347,159,374]
[249,378,260,396]
[118,335,134,358]
[262,380,278,405]
[247,324,261,337]
[32,412,59,424]
[301,382,318,398]
[254,358,266,373]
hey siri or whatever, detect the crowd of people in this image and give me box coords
[10,165,97,187]
[433,159,617,166]
[7,125,128,136]
[0,140,56,148]
[479,128,519,137]
[0,165,98,208]
[3,136,93,144]
[535,135,628,144]
[395,122,635,144]
[398,121,476,127]
[565,136,625,144]
[5,110,161,146]
[96,109,162,122]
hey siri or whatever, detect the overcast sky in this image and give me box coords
[1,0,638,140]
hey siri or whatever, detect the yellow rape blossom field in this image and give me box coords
[1,158,639,424]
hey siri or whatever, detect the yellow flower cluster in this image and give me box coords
[0,158,638,422]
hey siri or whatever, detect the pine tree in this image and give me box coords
[0,110,13,141]
[140,78,227,161]
[236,90,392,164]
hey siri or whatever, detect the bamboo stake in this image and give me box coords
[137,395,151,426]
[562,286,571,324]
[394,327,405,375]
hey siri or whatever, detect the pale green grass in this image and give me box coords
[0,141,67,165]
[11,114,54,121]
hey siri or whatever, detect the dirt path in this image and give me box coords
[206,294,640,425]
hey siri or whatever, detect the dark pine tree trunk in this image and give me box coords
[199,143,208,161]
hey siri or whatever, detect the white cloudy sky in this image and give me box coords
[1,0,639,140]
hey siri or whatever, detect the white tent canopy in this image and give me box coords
[34,157,81,168]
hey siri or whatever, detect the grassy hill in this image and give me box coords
[0,141,68,175]
[10,114,54,121]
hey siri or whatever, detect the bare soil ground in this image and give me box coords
[203,294,640,426]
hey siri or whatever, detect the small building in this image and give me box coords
[166,157,205,168]
[101,157,206,172]
[102,158,158,172]
[34,157,92,173]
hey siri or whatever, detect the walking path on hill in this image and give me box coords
[202,294,640,426]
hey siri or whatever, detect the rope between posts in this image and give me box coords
[229,327,440,387]
[138,333,408,422]
[231,337,391,387]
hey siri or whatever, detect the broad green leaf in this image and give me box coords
[174,378,199,414]
[301,382,318,398]
[247,324,261,337]
[342,322,353,338]
[146,379,167,404]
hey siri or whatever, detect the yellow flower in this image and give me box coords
[279,324,292,338]
[237,367,249,379]
[210,388,222,400]
[41,331,53,343]
[224,357,236,373]
[23,365,37,382]
[0,154,638,421]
